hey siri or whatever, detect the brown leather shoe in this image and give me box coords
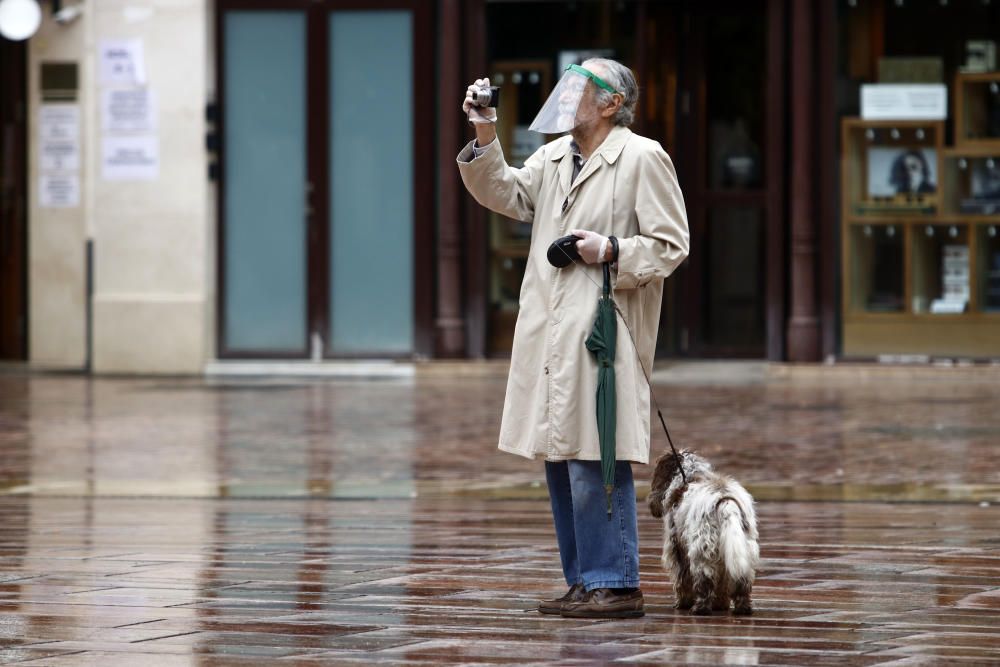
[560,588,645,618]
[538,583,587,615]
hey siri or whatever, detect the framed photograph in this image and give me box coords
[866,147,937,198]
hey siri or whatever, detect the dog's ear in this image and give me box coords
[647,489,664,518]
[647,452,680,518]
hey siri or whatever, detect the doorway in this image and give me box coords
[216,1,433,358]
[670,0,785,358]
[0,38,27,361]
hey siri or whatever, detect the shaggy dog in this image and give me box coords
[647,450,759,615]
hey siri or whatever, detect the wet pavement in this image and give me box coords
[1,362,999,665]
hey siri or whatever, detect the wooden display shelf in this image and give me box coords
[845,215,937,225]
[845,311,1000,323]
[941,145,1000,157]
[841,117,1000,357]
[954,71,1000,151]
[844,317,1000,358]
[845,216,1000,225]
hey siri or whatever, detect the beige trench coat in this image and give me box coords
[457,125,689,464]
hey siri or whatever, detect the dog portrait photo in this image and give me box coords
[647,450,760,616]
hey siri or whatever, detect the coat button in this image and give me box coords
[544,366,549,375]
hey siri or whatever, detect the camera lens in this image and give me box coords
[472,86,499,108]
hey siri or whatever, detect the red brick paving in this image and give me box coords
[1,365,999,665]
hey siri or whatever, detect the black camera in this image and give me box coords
[470,85,500,108]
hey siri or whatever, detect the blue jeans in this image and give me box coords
[544,460,640,591]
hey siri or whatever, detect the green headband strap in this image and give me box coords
[567,64,621,95]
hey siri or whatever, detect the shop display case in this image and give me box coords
[940,153,1000,216]
[910,224,969,314]
[841,119,942,217]
[841,116,1000,358]
[847,223,904,313]
[954,72,1000,149]
[976,223,1000,312]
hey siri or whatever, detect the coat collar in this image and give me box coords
[553,125,632,197]
[548,125,632,165]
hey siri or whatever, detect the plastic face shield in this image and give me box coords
[528,64,620,134]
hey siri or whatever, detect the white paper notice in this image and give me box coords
[102,87,157,132]
[102,136,159,180]
[39,105,79,140]
[861,84,948,121]
[39,174,80,208]
[39,104,80,171]
[99,39,146,86]
[40,141,79,172]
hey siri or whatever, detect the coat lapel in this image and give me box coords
[558,152,574,198]
[567,126,632,196]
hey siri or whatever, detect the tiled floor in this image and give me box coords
[1,364,998,665]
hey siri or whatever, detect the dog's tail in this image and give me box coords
[717,497,759,584]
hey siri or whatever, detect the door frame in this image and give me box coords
[0,37,28,361]
[674,0,786,359]
[214,0,434,359]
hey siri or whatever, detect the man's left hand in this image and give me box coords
[571,229,611,264]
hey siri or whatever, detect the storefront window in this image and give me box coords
[706,14,764,190]
[838,1,1000,358]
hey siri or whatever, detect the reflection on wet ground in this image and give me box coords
[1,363,999,664]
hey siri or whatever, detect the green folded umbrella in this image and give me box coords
[585,263,618,516]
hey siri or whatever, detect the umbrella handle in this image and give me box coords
[602,262,611,298]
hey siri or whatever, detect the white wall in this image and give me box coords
[28,4,88,368]
[29,0,212,373]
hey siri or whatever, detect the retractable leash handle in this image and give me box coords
[551,241,687,486]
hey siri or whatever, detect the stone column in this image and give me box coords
[786,0,821,362]
[434,0,466,358]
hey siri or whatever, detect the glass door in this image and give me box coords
[674,1,782,358]
[222,10,308,354]
[218,2,428,358]
[328,10,413,355]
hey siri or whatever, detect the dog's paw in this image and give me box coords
[673,600,693,610]
[690,605,712,616]
[732,604,753,616]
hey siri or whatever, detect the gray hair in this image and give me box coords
[582,57,639,127]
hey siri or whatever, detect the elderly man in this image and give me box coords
[457,58,689,618]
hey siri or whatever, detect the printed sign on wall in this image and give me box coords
[38,104,80,207]
[99,39,146,86]
[102,135,159,181]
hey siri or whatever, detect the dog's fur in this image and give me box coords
[647,450,759,615]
